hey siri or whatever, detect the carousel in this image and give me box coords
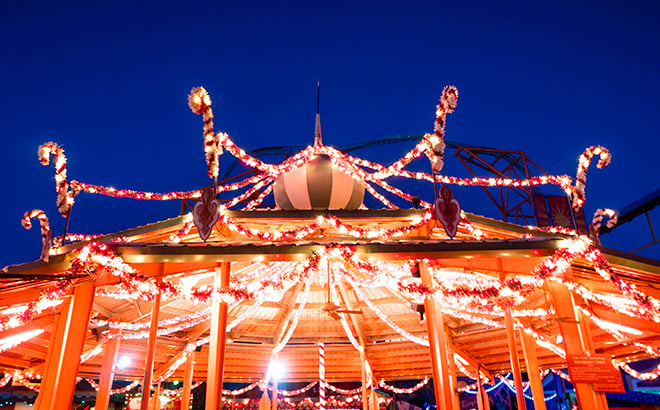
[1,85,659,410]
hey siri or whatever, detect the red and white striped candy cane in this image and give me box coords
[189,87,222,180]
[318,342,326,410]
[591,208,618,239]
[572,146,611,209]
[425,85,459,173]
[38,142,78,216]
[22,209,52,261]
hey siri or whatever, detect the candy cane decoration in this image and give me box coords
[592,208,617,234]
[590,208,618,245]
[22,209,52,261]
[572,146,611,209]
[425,85,458,173]
[188,86,222,179]
[318,342,326,410]
[38,142,78,216]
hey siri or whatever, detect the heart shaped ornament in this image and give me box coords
[434,185,461,239]
[193,186,221,241]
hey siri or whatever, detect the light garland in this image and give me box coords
[351,280,429,347]
[79,344,104,363]
[0,280,71,332]
[0,329,45,354]
[378,378,430,394]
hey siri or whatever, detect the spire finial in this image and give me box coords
[314,80,322,146]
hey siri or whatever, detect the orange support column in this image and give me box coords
[151,383,162,410]
[96,331,122,410]
[140,284,162,410]
[499,265,526,410]
[518,329,547,410]
[181,349,195,410]
[41,279,96,409]
[206,262,232,410]
[419,261,455,410]
[548,277,608,410]
[35,295,71,409]
[445,336,460,410]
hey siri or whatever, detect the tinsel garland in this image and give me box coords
[350,280,429,347]
[0,329,45,354]
[378,378,430,394]
[322,382,362,396]
[328,268,363,352]
[0,279,71,332]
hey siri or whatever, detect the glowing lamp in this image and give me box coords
[116,355,132,370]
[269,359,286,380]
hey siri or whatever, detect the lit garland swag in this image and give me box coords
[4,236,660,384]
[12,85,656,389]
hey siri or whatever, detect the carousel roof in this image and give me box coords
[2,209,660,386]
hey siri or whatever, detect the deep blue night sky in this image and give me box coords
[1,0,659,267]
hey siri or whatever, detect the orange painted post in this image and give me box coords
[476,372,488,410]
[445,338,460,410]
[419,261,455,410]
[504,308,526,410]
[35,295,71,409]
[360,350,369,410]
[499,265,526,410]
[140,284,162,410]
[182,349,195,410]
[519,330,547,410]
[206,262,232,410]
[50,279,96,409]
[548,278,607,410]
[576,307,610,410]
[96,331,122,410]
[151,383,161,410]
[370,381,378,410]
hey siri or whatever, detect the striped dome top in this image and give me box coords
[273,155,365,210]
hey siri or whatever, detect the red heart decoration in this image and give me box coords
[434,186,461,239]
[193,187,221,241]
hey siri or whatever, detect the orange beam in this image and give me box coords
[35,295,71,409]
[548,278,608,410]
[206,262,232,410]
[500,267,526,410]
